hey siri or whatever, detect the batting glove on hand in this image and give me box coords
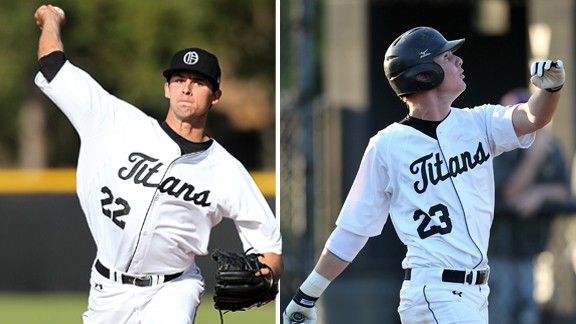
[530,60,565,92]
[283,300,317,324]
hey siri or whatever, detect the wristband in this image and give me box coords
[293,288,318,308]
[300,270,331,297]
[293,270,331,308]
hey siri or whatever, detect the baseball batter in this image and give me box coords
[34,5,282,324]
[283,27,564,323]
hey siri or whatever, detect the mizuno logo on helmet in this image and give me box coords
[419,49,431,59]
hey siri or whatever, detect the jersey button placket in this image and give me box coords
[128,157,180,273]
[131,222,154,271]
[132,183,168,273]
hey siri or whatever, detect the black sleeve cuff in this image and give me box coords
[38,51,67,82]
[293,288,318,308]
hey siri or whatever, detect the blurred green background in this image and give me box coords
[0,0,275,169]
[0,293,275,323]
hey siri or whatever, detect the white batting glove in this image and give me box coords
[530,60,565,92]
[283,299,317,324]
[284,270,330,324]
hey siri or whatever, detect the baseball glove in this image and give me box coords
[211,249,278,312]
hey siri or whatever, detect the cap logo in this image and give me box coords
[183,51,199,65]
[419,49,431,59]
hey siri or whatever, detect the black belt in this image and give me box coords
[404,268,489,285]
[95,260,183,287]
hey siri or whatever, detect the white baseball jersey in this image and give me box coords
[336,105,534,270]
[35,61,281,274]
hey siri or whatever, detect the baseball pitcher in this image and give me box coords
[34,4,282,323]
[283,26,564,323]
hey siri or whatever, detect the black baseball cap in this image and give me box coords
[163,48,221,90]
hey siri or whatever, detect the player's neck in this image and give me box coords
[409,105,450,121]
[164,117,209,143]
[406,92,453,121]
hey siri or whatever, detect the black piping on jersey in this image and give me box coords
[125,150,206,272]
[401,113,483,268]
[423,285,440,324]
[125,154,177,272]
[436,137,483,269]
[125,125,212,272]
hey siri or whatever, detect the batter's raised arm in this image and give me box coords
[35,4,65,59]
[512,60,564,136]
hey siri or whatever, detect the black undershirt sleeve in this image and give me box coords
[38,51,67,82]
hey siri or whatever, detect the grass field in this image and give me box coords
[0,293,276,323]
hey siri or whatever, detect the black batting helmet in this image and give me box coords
[383,27,465,96]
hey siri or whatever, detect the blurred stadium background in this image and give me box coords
[0,0,275,323]
[281,0,576,323]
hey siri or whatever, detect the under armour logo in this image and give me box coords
[94,283,103,290]
[452,290,462,297]
[419,49,431,59]
[183,51,199,65]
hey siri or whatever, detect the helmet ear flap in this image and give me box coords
[401,62,444,95]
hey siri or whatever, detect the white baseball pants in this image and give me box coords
[398,268,490,324]
[82,264,205,324]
